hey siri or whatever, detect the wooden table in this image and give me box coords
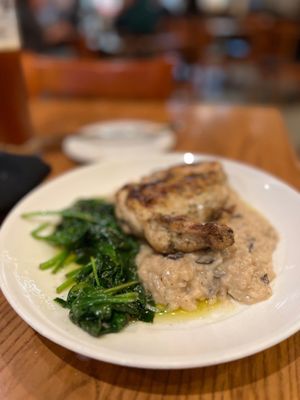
[1,99,300,400]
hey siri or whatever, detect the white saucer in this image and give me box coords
[62,119,176,163]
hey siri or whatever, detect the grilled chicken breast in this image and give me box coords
[115,161,234,253]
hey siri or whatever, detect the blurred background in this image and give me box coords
[16,0,300,154]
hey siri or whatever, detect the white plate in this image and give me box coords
[1,153,300,369]
[62,119,175,163]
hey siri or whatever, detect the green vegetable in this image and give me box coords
[23,199,155,336]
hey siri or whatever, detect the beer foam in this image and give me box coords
[0,36,20,51]
[0,7,20,51]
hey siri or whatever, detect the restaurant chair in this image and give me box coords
[22,52,175,99]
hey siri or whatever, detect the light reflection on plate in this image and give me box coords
[0,153,300,369]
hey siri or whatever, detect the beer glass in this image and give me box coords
[0,0,33,145]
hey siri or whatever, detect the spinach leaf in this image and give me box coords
[24,199,155,336]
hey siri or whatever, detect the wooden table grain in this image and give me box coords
[1,99,300,400]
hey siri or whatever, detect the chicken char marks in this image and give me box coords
[115,161,234,253]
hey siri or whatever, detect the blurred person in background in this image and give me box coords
[17,0,79,53]
[78,0,164,54]
[115,0,163,35]
[33,0,78,45]
[78,0,125,53]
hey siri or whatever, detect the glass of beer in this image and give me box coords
[0,0,33,145]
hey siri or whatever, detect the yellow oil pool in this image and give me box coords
[154,298,230,323]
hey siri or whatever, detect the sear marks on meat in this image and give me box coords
[144,215,234,253]
[115,161,235,253]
